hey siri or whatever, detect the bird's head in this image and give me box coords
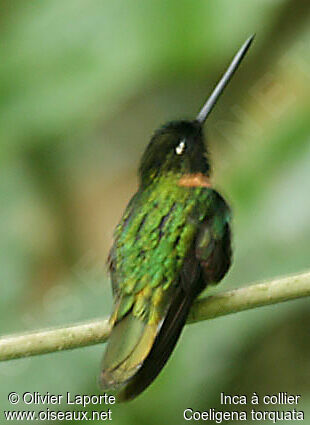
[138,35,254,187]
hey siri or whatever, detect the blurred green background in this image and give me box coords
[1,0,309,424]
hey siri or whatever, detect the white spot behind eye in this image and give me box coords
[175,139,186,155]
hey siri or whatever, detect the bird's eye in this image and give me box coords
[175,139,186,155]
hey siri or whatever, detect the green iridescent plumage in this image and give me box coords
[100,36,254,401]
[113,176,217,321]
[101,121,231,401]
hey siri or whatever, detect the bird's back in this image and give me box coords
[110,178,215,324]
[100,179,222,399]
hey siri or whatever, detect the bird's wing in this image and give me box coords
[107,189,232,401]
[194,189,232,288]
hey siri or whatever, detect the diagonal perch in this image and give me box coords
[0,270,309,362]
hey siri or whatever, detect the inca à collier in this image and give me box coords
[100,36,254,401]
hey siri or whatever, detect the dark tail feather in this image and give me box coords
[118,285,194,401]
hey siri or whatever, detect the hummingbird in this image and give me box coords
[100,35,254,401]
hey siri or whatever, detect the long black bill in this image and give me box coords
[196,34,255,124]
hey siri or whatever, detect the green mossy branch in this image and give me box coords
[0,271,309,362]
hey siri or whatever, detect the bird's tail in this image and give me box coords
[100,285,193,401]
[100,312,158,392]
